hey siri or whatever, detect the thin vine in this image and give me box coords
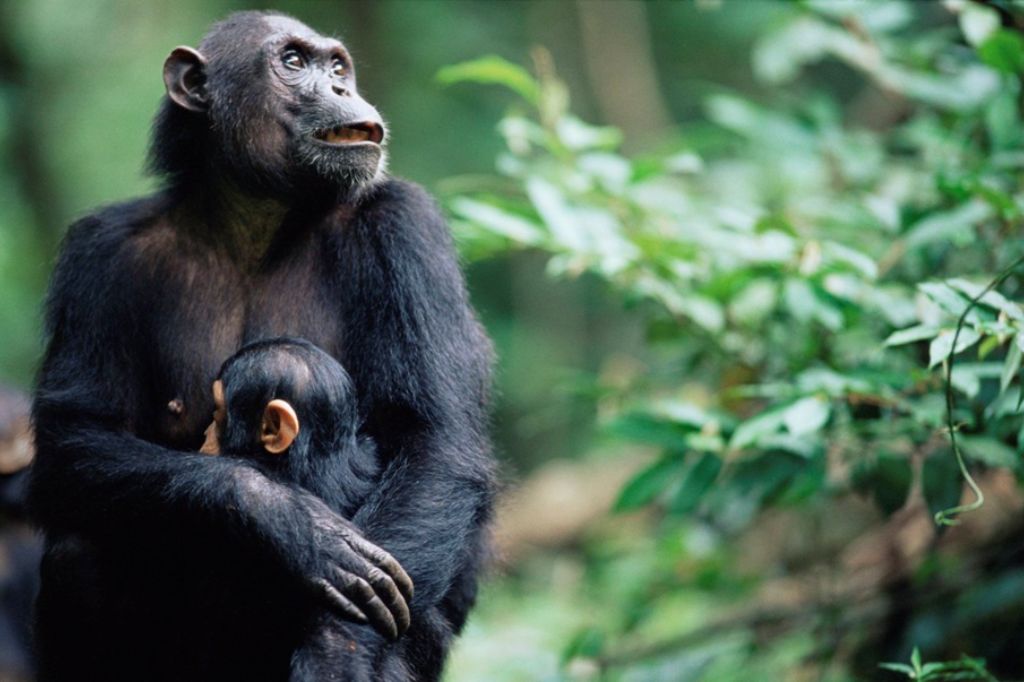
[934,253,1024,526]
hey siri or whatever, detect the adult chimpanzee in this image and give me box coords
[28,10,495,682]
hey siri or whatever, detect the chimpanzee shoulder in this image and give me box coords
[44,196,172,326]
[351,177,448,229]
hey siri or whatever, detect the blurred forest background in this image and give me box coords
[2,0,1024,680]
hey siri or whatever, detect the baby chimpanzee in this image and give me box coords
[200,337,379,519]
[200,337,414,680]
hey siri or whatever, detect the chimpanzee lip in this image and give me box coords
[313,122,384,146]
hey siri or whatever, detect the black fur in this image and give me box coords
[28,11,495,682]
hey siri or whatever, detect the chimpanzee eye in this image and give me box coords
[281,48,306,70]
[331,58,347,78]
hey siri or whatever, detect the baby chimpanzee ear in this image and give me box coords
[260,399,300,454]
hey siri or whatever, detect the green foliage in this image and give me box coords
[443,18,1024,521]
[443,0,1024,676]
[881,647,998,681]
[436,56,541,106]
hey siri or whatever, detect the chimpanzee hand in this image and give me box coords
[293,492,414,640]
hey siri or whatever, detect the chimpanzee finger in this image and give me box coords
[365,566,411,635]
[332,540,408,621]
[313,577,368,625]
[334,568,399,641]
[349,536,414,603]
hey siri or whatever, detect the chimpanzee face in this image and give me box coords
[163,13,387,197]
[198,380,226,456]
[258,15,386,192]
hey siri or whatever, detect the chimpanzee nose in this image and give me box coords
[332,83,349,97]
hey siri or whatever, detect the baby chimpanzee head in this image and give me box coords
[202,337,378,517]
[201,337,360,459]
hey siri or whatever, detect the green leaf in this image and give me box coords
[987,386,1024,418]
[758,433,821,459]
[668,452,722,515]
[946,278,1024,320]
[436,56,541,104]
[783,279,843,330]
[752,16,834,84]
[960,1,1001,46]
[705,94,812,149]
[979,30,1024,74]
[782,396,831,436]
[979,334,1001,360]
[561,627,604,664]
[950,362,1003,400]
[1002,340,1022,395]
[885,325,940,347]
[449,198,546,245]
[614,455,685,512]
[904,201,993,250]
[878,662,914,675]
[854,454,913,516]
[821,241,878,279]
[650,401,714,429]
[809,0,911,32]
[923,451,964,522]
[959,435,1020,471]
[555,116,622,151]
[664,151,703,174]
[730,452,806,506]
[928,328,982,368]
[796,367,873,396]
[609,413,694,449]
[1018,373,1024,411]
[885,64,999,112]
[497,116,547,153]
[578,152,631,191]
[918,282,979,321]
[525,177,587,251]
[678,294,725,333]
[730,406,788,450]
[951,365,981,399]
[985,83,1022,151]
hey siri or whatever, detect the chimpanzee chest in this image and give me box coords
[141,237,345,448]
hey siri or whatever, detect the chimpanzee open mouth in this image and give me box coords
[314,122,384,145]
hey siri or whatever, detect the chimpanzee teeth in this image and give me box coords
[319,126,371,144]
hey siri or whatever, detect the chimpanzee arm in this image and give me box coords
[333,179,497,612]
[29,212,410,636]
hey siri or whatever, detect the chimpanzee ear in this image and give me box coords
[261,399,299,455]
[163,46,209,113]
